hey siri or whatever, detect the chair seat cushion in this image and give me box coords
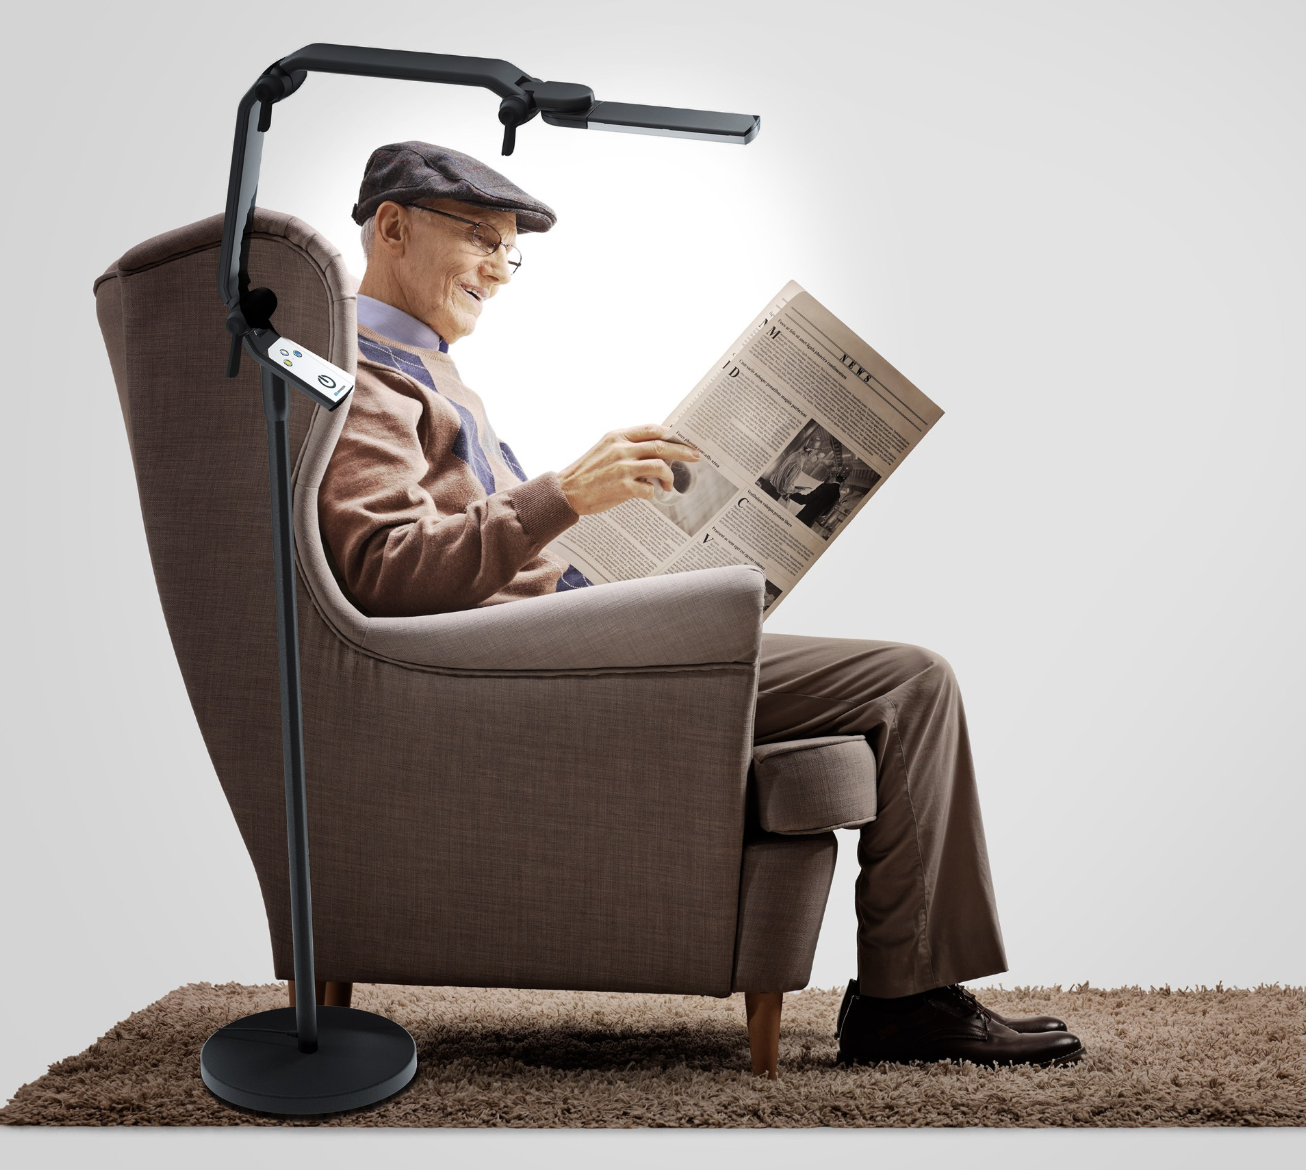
[751,735,877,834]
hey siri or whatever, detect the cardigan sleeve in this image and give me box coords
[319,361,580,616]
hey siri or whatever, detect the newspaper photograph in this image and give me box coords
[545,281,943,616]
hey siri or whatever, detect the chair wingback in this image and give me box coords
[94,211,356,929]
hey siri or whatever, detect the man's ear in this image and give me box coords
[373,201,410,258]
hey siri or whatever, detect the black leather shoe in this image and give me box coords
[836,978,1067,1036]
[956,984,1068,1034]
[836,979,857,1038]
[836,983,1085,1068]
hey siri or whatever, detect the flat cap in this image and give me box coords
[351,141,557,233]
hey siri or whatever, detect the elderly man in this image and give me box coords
[320,141,1084,1069]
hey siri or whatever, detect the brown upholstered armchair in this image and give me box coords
[93,210,878,1078]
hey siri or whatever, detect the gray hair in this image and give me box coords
[360,214,377,261]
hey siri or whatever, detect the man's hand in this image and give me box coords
[558,424,701,516]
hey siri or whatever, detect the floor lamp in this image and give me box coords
[198,43,760,1117]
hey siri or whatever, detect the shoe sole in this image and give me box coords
[837,1041,1087,1070]
[1040,1042,1086,1068]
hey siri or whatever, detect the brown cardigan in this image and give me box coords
[319,324,583,616]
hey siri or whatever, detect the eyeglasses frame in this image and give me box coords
[407,204,522,272]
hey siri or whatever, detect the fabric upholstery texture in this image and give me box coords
[94,210,846,998]
[731,833,838,992]
[751,735,877,834]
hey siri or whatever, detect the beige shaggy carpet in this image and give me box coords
[2,982,1303,1127]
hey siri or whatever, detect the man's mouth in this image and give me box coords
[459,283,486,303]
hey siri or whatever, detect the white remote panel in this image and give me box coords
[266,338,355,408]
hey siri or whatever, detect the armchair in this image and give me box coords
[93,210,878,1077]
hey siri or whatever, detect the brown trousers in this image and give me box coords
[754,632,1009,997]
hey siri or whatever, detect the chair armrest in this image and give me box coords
[751,735,877,833]
[357,564,766,671]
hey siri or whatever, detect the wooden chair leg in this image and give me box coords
[324,981,354,1007]
[287,980,354,1008]
[744,991,783,1079]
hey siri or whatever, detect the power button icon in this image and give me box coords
[318,374,337,389]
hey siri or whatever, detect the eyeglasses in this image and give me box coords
[408,205,522,272]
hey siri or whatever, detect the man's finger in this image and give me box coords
[620,423,673,441]
[630,439,700,461]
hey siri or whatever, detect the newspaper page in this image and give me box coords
[545,281,943,616]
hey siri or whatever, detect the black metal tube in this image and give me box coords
[278,43,532,97]
[261,366,318,1054]
[219,88,263,308]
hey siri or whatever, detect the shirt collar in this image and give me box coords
[356,294,448,353]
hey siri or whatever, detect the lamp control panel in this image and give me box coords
[264,338,355,410]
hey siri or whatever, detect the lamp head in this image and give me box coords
[541,100,759,145]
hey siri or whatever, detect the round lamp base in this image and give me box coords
[200,1005,417,1116]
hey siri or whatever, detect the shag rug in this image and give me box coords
[2,982,1303,1127]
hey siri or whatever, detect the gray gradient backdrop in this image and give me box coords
[2,1,1303,1165]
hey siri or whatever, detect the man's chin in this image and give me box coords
[450,308,479,336]
[430,315,473,345]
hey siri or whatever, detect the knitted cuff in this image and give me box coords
[507,470,580,543]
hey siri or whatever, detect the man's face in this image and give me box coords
[391,198,518,344]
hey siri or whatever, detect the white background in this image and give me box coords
[2,0,1302,1165]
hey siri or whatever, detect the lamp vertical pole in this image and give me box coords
[261,366,318,1053]
[200,361,416,1112]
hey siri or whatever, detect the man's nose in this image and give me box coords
[481,248,513,283]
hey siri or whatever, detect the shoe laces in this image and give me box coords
[940,984,991,1033]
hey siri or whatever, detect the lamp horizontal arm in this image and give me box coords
[277,44,534,99]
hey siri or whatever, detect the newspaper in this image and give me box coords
[545,281,943,616]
